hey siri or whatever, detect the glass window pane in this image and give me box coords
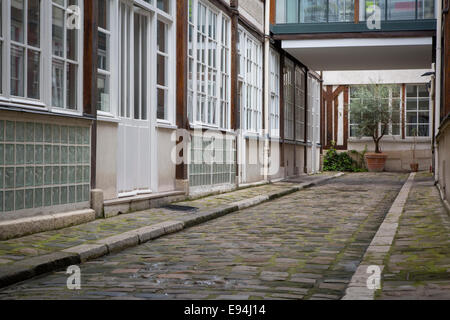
[66,63,77,109]
[67,27,78,61]
[52,6,64,57]
[418,0,435,19]
[11,0,24,43]
[97,74,110,112]
[157,0,170,13]
[157,20,167,53]
[28,0,40,47]
[157,88,166,120]
[27,49,40,99]
[52,59,64,107]
[98,31,109,71]
[157,54,166,86]
[98,0,108,30]
[387,0,416,20]
[10,45,24,96]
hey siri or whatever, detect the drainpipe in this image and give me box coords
[435,0,442,183]
[263,0,270,181]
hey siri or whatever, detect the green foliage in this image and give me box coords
[324,143,368,172]
[350,84,394,153]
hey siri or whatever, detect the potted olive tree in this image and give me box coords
[350,84,393,172]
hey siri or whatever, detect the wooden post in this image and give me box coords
[176,0,189,181]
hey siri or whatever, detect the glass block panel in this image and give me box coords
[35,188,43,207]
[5,121,15,141]
[15,190,24,210]
[25,189,34,209]
[15,122,25,142]
[16,144,25,165]
[25,122,34,142]
[5,191,14,212]
[25,167,34,187]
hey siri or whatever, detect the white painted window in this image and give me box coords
[308,74,321,144]
[0,0,83,113]
[295,66,305,141]
[406,84,430,137]
[97,0,111,113]
[349,84,403,138]
[238,26,262,134]
[269,48,280,137]
[101,0,174,123]
[283,58,294,140]
[188,0,230,130]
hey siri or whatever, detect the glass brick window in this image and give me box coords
[283,58,294,140]
[238,26,263,134]
[97,0,111,113]
[269,48,280,137]
[406,84,430,137]
[188,0,231,130]
[295,66,305,141]
[0,120,91,212]
[189,133,236,187]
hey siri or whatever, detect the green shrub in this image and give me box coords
[323,144,367,172]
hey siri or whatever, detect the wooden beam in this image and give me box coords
[402,84,406,139]
[354,0,360,24]
[326,86,333,147]
[343,86,349,149]
[176,0,188,181]
[83,0,98,189]
[270,0,276,25]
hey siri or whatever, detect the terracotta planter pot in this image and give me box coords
[410,163,419,172]
[365,153,388,172]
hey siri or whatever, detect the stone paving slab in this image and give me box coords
[377,173,450,300]
[0,172,408,300]
[0,173,341,289]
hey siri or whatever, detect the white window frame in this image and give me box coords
[188,0,231,130]
[97,0,113,115]
[405,83,431,138]
[269,48,280,138]
[0,0,84,115]
[238,25,263,135]
[99,0,175,125]
[308,74,321,145]
[283,58,294,140]
[349,84,404,138]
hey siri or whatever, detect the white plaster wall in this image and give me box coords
[157,128,176,192]
[238,0,264,32]
[323,69,433,86]
[96,121,118,200]
[438,125,450,201]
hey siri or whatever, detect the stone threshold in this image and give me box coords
[103,191,187,218]
[342,172,416,300]
[0,173,343,289]
[0,209,96,241]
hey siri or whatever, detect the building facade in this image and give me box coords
[323,70,434,172]
[1,0,323,221]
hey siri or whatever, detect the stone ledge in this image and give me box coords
[0,209,96,241]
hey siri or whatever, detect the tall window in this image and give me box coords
[115,0,174,122]
[283,58,294,140]
[406,84,430,137]
[188,0,230,129]
[269,49,280,137]
[350,84,404,138]
[10,0,40,99]
[238,27,262,133]
[308,75,321,144]
[97,0,111,112]
[295,66,305,141]
[156,19,169,120]
[52,0,80,110]
[0,1,82,112]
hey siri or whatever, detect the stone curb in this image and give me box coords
[0,209,96,241]
[0,173,343,290]
[342,172,416,301]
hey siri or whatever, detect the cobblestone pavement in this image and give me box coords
[378,173,450,300]
[0,177,332,266]
[0,172,407,300]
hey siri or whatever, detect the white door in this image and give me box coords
[117,5,153,197]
